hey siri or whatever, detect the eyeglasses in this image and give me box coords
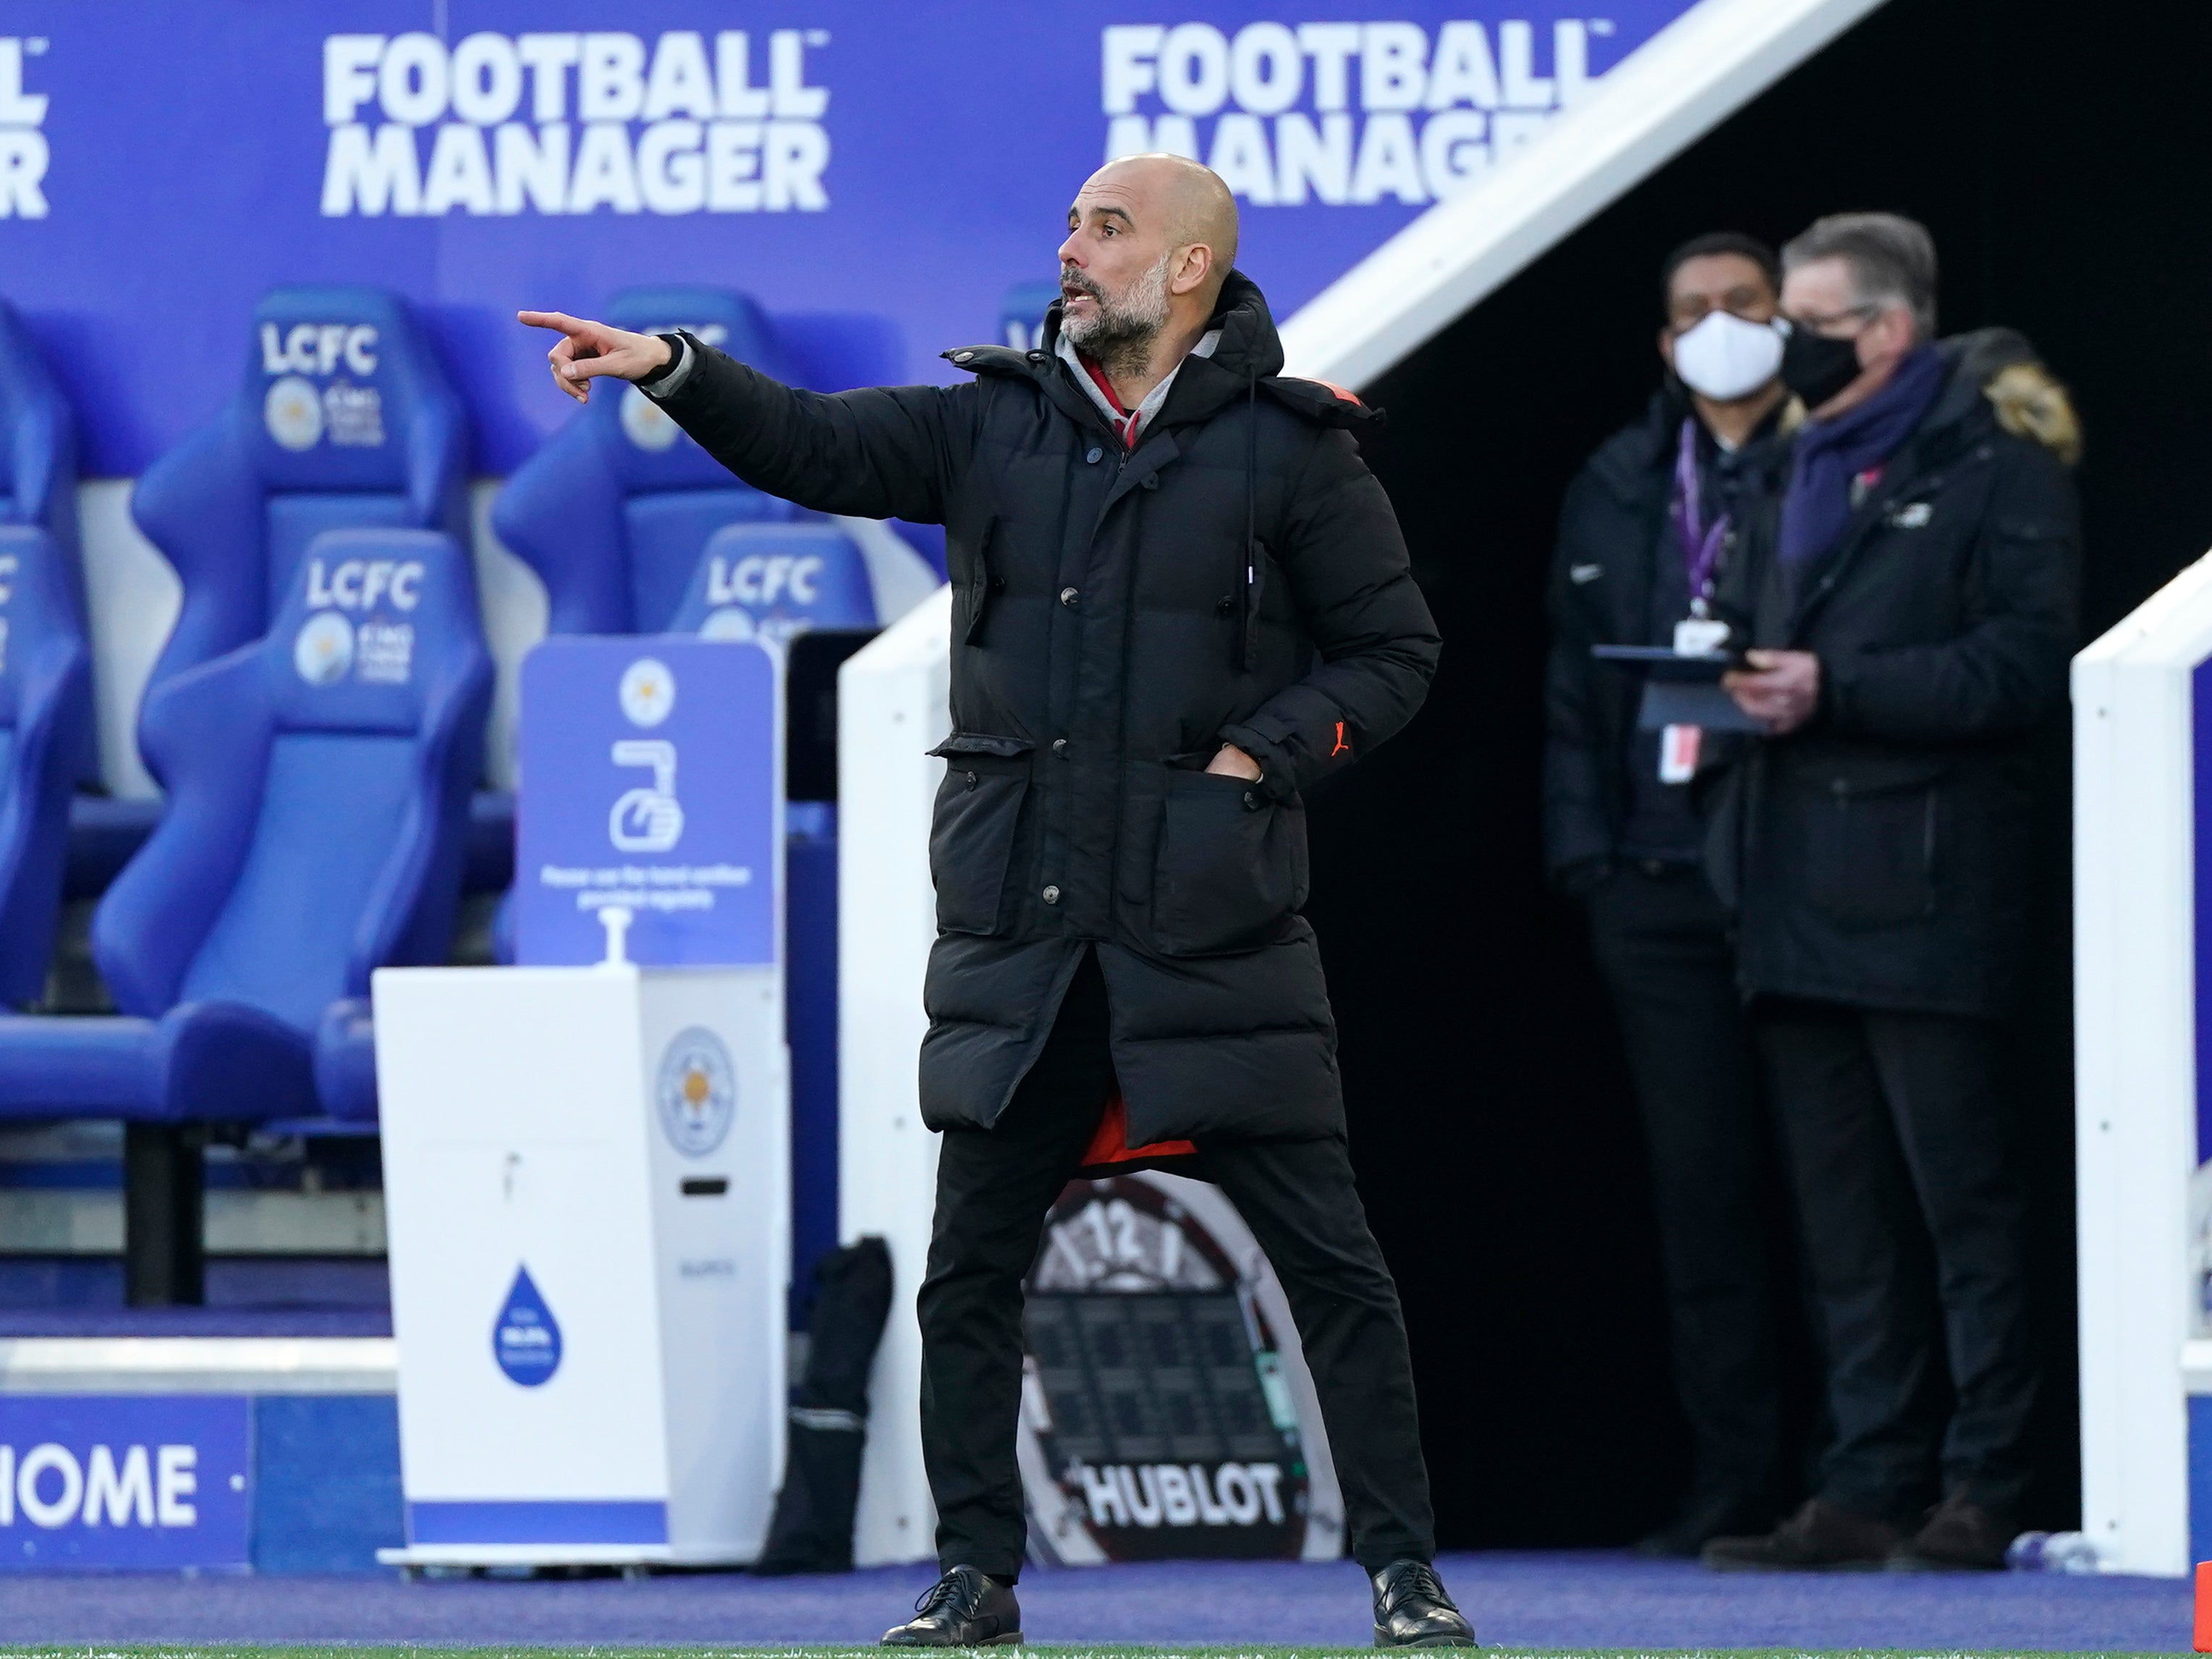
[1778,304,1878,338]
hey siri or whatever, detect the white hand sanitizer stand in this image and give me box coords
[376,635,790,1570]
[373,904,789,1569]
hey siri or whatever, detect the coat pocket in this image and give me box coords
[1802,757,1946,930]
[1151,766,1307,956]
[928,732,1033,935]
[957,517,1001,646]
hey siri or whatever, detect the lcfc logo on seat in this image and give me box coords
[294,611,355,684]
[265,375,325,451]
[260,323,386,448]
[656,1027,736,1157]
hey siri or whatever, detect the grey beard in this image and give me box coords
[1062,255,1171,381]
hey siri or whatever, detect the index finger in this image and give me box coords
[517,310,591,337]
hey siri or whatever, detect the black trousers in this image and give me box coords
[917,949,1435,1579]
[1585,863,1786,1512]
[1754,998,2038,1518]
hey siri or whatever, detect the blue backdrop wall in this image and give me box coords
[0,1,1693,476]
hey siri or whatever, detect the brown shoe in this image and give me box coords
[1702,1498,1901,1571]
[1889,1490,2014,1571]
[1635,1490,1784,1558]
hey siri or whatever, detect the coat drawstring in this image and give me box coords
[1238,373,1260,671]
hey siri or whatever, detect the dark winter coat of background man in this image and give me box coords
[1543,231,1800,1561]
[1703,211,2080,1576]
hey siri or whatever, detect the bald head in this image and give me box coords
[1095,153,1240,284]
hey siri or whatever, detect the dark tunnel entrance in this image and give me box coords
[1310,0,2212,1546]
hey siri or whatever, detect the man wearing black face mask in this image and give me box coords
[1543,232,1797,1556]
[1703,213,2080,1572]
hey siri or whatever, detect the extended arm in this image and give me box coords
[518,309,968,525]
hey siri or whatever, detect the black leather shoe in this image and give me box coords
[1702,1497,1900,1571]
[880,1566,1022,1647]
[1888,1490,2014,1571]
[1371,1558,1478,1647]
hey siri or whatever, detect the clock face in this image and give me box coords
[1017,1171,1336,1563]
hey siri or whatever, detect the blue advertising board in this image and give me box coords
[515,635,780,966]
[0,1,1696,476]
[0,1395,253,1570]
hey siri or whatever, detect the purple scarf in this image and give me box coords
[1779,345,1948,567]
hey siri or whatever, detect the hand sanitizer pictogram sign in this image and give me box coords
[516,637,779,967]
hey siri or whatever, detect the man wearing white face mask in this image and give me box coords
[1543,232,1798,1556]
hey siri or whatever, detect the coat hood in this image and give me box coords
[1932,327,2082,464]
[1035,266,1284,378]
[942,268,1379,431]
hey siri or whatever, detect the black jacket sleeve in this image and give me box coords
[1821,436,2080,742]
[1219,426,1441,798]
[649,333,973,525]
[1542,470,1617,882]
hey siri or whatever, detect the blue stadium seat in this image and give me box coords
[0,528,490,1124]
[0,302,92,787]
[491,287,801,635]
[669,522,876,642]
[130,287,469,747]
[0,522,93,1009]
[313,995,380,1126]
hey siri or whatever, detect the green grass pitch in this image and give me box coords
[0,1647,2185,1658]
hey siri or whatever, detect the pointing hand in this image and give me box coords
[517,310,674,404]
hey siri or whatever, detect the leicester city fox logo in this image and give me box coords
[656,1027,735,1157]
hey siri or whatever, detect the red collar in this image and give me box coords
[1076,352,1140,449]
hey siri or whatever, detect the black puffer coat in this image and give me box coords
[1708,329,2081,1018]
[649,273,1439,1140]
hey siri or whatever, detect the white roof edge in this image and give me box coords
[2074,550,2212,669]
[1278,0,1893,387]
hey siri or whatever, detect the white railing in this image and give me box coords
[2072,551,2212,1576]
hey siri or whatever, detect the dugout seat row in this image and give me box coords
[1,282,881,1034]
[0,281,893,1300]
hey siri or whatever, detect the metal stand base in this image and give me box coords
[123,1124,205,1306]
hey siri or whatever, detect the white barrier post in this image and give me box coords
[839,584,952,1565]
[2074,551,2212,1575]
